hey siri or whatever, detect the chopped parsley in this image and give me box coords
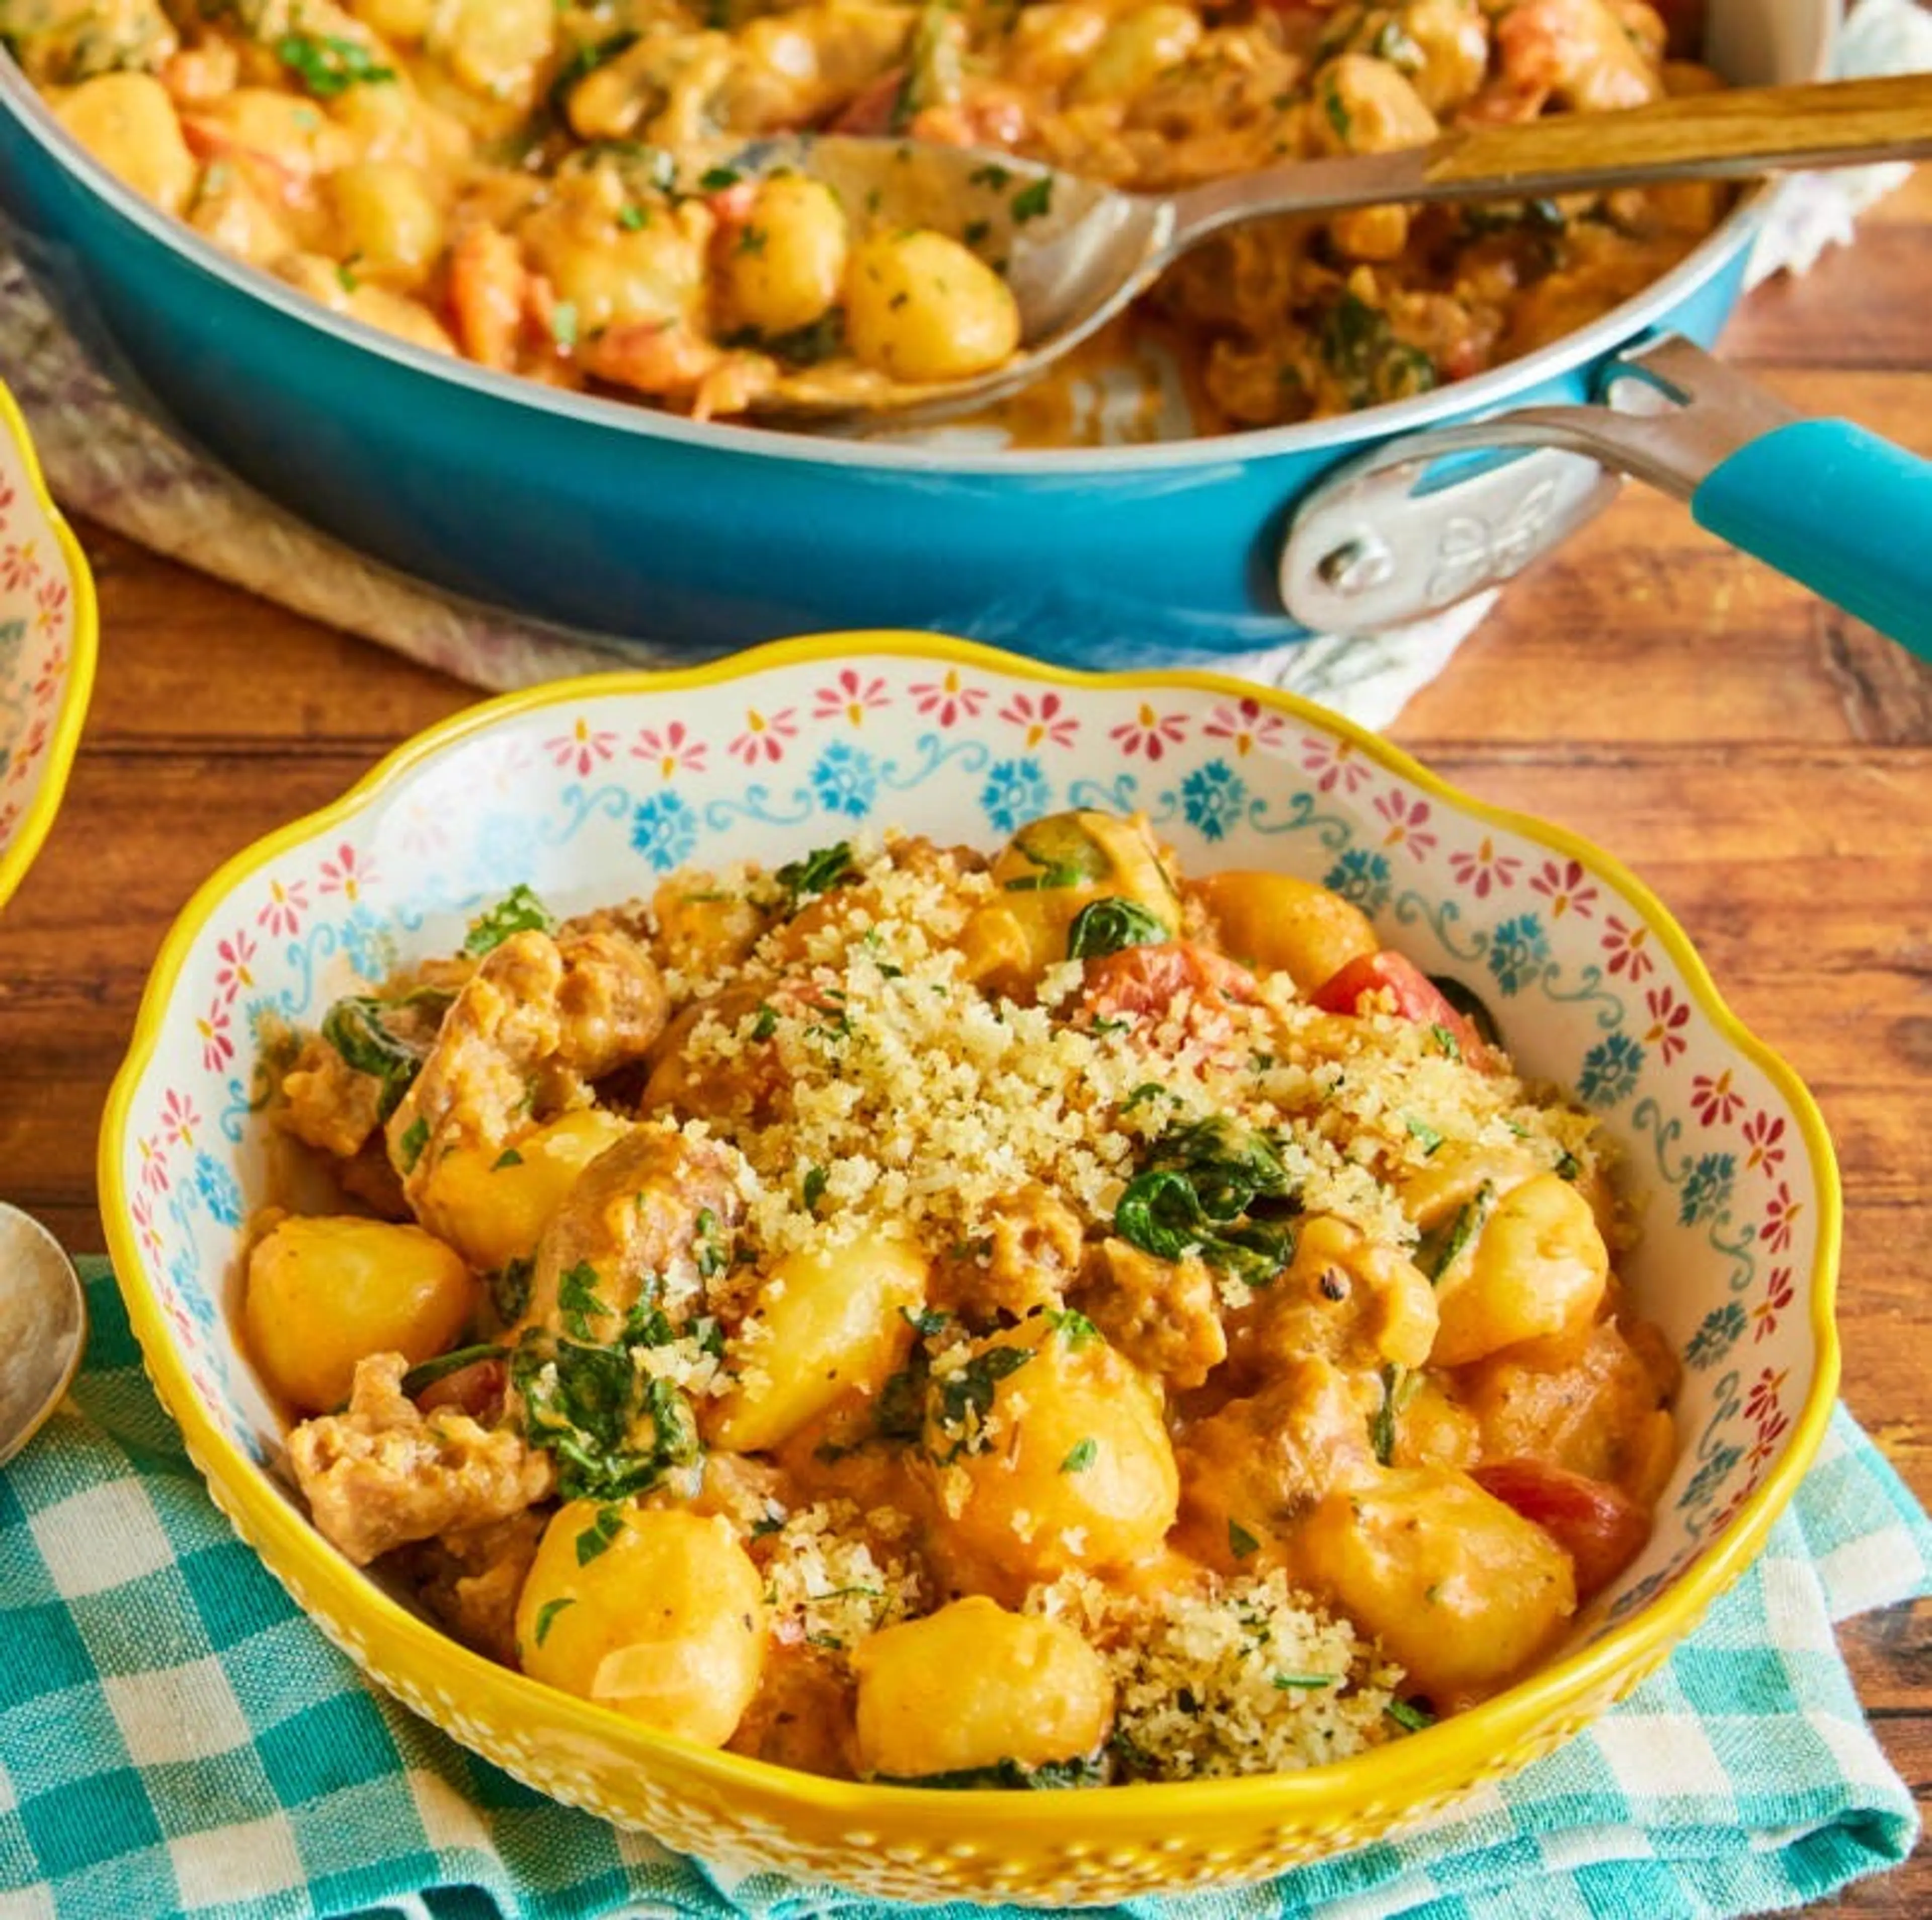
[1059,1437,1098,1474]
[882,1755,1104,1791]
[492,1148,525,1170]
[1228,1518,1261,1560]
[575,1504,625,1565]
[931,1343,1034,1459]
[549,300,580,351]
[801,1165,829,1212]
[275,32,395,99]
[750,1002,779,1042]
[1010,175,1053,223]
[397,1115,430,1173]
[1043,1307,1099,1347]
[1272,1672,1337,1691]
[1404,1115,1444,1155]
[533,1596,576,1645]
[968,162,1013,189]
[617,203,649,231]
[399,1342,505,1399]
[699,164,742,192]
[547,31,639,120]
[515,1331,701,1503]
[463,883,554,956]
[556,1262,608,1340]
[1386,1698,1436,1733]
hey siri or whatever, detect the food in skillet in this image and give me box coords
[11,0,1726,428]
[246,813,1677,1784]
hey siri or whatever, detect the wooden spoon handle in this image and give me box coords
[1427,73,1932,188]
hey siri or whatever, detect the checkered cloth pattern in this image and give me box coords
[1,1264,1924,1920]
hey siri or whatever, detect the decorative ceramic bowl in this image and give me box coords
[100,636,1839,1904]
[0,379,96,913]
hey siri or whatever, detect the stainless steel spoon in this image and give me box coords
[718,73,1932,428]
[0,1203,87,1467]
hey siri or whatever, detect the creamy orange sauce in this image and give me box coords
[20,0,1725,433]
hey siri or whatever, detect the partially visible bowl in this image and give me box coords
[100,635,1839,1903]
[0,378,96,913]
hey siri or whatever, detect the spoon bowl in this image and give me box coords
[0,1203,87,1466]
[726,73,1932,429]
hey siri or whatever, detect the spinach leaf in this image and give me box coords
[400,1343,506,1399]
[879,1754,1105,1791]
[319,989,450,1121]
[464,883,555,956]
[1001,815,1109,892]
[774,841,857,914]
[932,1344,1034,1458]
[1065,897,1168,961]
[1113,1116,1300,1286]
[1415,1181,1496,1283]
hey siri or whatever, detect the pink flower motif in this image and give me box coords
[545,716,619,777]
[1374,789,1436,861]
[1109,702,1188,761]
[1299,736,1371,795]
[632,720,708,779]
[1762,1181,1803,1255]
[257,877,309,937]
[394,803,450,857]
[160,1089,200,1148]
[137,1135,171,1194]
[131,1190,163,1260]
[1641,985,1689,1065]
[214,931,258,1004]
[731,705,798,765]
[1447,836,1521,899]
[1528,857,1600,921]
[490,738,538,789]
[197,1002,235,1075]
[1691,1068,1745,1129]
[911,669,987,728]
[318,843,373,902]
[999,690,1079,750]
[1752,1266,1795,1342]
[1744,1366,1788,1426]
[0,802,17,845]
[11,716,49,771]
[814,669,890,727]
[1746,1412,1791,1467]
[31,573,68,632]
[0,476,15,524]
[1742,1110,1787,1174]
[32,645,68,701]
[1706,1481,1756,1538]
[1203,697,1288,758]
[1601,915,1655,981]
[0,539,39,591]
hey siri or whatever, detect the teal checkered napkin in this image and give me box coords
[1,1264,1924,1920]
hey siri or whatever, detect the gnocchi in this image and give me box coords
[17,0,1728,431]
[259,815,1673,1785]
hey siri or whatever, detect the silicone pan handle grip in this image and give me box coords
[1691,420,1932,661]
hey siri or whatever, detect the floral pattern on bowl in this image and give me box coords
[100,637,1840,1903]
[0,379,96,913]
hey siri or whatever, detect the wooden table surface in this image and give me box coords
[2,169,1927,1912]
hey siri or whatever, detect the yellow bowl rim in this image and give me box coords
[98,630,1843,1834]
[0,378,99,915]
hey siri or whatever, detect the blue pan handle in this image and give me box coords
[1279,336,1932,658]
[1693,421,1932,660]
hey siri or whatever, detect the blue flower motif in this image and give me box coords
[192,1151,244,1228]
[1179,761,1248,843]
[1485,913,1550,997]
[339,904,392,983]
[980,758,1052,837]
[242,996,286,1045]
[1680,1444,1744,1517]
[1684,1300,1747,1371]
[167,1243,217,1328]
[1322,848,1393,915]
[812,741,878,820]
[1576,1032,1645,1108]
[474,811,542,883]
[630,790,699,871]
[1678,1151,1737,1228]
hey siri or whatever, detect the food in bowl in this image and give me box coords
[250,808,1677,1785]
[14,0,1727,427]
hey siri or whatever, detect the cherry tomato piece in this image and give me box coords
[1472,1458,1650,1602]
[1309,950,1496,1071]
